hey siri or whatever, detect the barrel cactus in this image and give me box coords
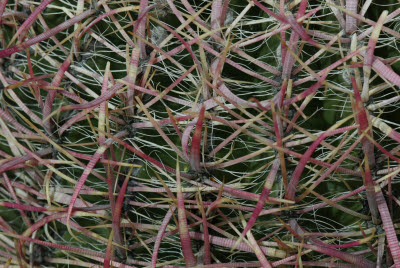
[0,0,400,267]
